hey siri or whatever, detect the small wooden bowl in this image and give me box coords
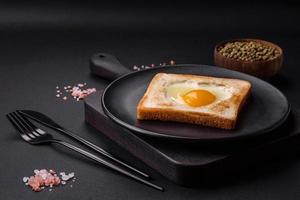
[214,39,283,79]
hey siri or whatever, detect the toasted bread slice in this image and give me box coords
[137,73,251,130]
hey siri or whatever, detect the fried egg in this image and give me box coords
[166,81,233,107]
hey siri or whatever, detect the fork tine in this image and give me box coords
[7,113,25,134]
[15,112,35,131]
[7,113,33,140]
[17,111,36,128]
[14,112,41,137]
[17,111,46,135]
[11,112,37,138]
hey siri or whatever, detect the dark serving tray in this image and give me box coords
[84,91,300,186]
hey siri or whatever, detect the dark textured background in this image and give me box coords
[1,1,300,199]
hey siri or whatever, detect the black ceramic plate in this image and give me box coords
[102,65,290,142]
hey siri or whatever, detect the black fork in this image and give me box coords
[6,111,164,191]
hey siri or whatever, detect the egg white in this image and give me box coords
[166,81,233,106]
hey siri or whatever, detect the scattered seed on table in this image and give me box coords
[218,41,280,62]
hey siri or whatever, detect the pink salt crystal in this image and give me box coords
[61,172,74,181]
[28,176,42,192]
[56,83,96,101]
[40,173,48,180]
[45,176,56,186]
[87,88,96,94]
[24,169,74,192]
[39,169,47,173]
[71,90,81,96]
[23,177,29,183]
[78,94,85,100]
[54,176,61,185]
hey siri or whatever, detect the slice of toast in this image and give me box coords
[137,73,251,130]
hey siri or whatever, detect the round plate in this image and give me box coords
[102,65,290,142]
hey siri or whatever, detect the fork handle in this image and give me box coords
[60,128,150,179]
[53,140,164,191]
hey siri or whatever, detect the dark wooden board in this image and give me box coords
[84,91,300,186]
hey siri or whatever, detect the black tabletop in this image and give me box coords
[1,1,300,200]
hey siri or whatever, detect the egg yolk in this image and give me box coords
[182,89,216,107]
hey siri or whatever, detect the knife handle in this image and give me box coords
[90,53,131,81]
